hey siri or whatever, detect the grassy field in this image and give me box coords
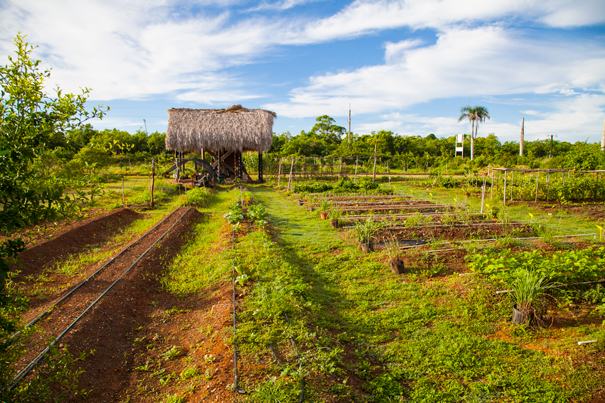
[19,177,604,402]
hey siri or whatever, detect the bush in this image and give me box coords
[184,187,211,207]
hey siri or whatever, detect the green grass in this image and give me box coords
[225,185,605,402]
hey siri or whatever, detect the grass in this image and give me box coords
[227,185,605,401]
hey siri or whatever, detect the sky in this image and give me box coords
[1,0,605,144]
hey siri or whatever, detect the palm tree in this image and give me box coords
[473,106,490,159]
[458,106,476,160]
[458,105,490,160]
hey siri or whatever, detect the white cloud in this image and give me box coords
[1,0,604,114]
[265,26,605,120]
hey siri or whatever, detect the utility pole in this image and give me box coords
[549,134,553,158]
[347,104,351,146]
[144,119,149,135]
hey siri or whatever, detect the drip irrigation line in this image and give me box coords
[495,279,605,294]
[10,208,181,340]
[231,228,246,395]
[9,208,191,391]
[396,233,596,251]
[283,312,305,403]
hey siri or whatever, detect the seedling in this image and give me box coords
[597,225,603,242]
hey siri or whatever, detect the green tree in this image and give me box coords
[309,115,345,145]
[0,34,107,333]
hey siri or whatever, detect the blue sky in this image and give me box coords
[1,0,604,144]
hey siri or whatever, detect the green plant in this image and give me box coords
[319,199,331,215]
[224,202,245,225]
[329,205,342,220]
[354,218,376,248]
[248,203,268,222]
[511,268,548,314]
[184,187,211,207]
[384,235,402,260]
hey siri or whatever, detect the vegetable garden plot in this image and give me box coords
[373,221,536,242]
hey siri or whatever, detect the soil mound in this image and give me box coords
[16,208,141,278]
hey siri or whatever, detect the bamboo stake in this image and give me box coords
[151,159,155,208]
[287,158,295,192]
[480,178,486,214]
[372,145,377,183]
[510,171,514,201]
[503,169,507,204]
[277,158,283,188]
[535,171,540,202]
[490,168,494,200]
[546,170,550,201]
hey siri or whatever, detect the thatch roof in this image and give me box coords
[165,105,276,153]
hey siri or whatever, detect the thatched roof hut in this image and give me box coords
[165,105,276,153]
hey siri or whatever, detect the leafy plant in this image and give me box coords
[223,202,245,225]
[512,268,547,313]
[354,218,376,248]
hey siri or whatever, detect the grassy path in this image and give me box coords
[241,186,602,402]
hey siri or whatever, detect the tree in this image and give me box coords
[458,105,490,160]
[309,115,345,145]
[0,35,106,328]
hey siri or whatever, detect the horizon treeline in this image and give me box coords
[54,115,605,172]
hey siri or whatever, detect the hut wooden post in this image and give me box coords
[151,159,155,208]
[277,158,283,188]
[258,151,264,182]
[503,170,507,204]
[217,150,222,181]
[237,152,243,179]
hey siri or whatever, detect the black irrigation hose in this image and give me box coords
[231,228,246,395]
[283,312,305,403]
[9,208,191,391]
[10,208,181,341]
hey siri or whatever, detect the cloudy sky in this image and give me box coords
[1,0,604,143]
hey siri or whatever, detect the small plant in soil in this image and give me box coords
[354,218,376,252]
[384,235,404,274]
[511,268,548,326]
[329,205,342,227]
[319,199,331,219]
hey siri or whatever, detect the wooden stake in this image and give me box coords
[510,171,514,201]
[490,168,494,200]
[122,175,125,208]
[372,144,377,183]
[277,158,283,188]
[546,170,550,201]
[535,171,540,202]
[151,159,155,208]
[354,157,358,183]
[287,158,295,192]
[502,170,508,206]
[481,178,486,214]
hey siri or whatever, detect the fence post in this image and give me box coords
[277,158,283,188]
[503,169,507,205]
[287,158,295,192]
[372,144,377,183]
[490,168,494,200]
[151,159,155,208]
[535,171,540,202]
